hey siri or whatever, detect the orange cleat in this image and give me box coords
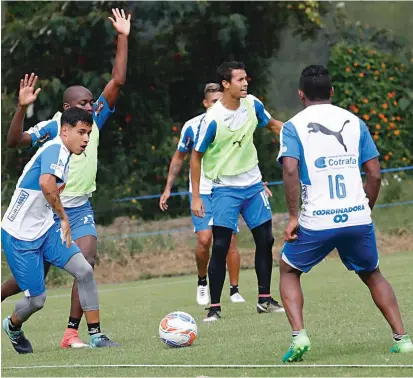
[60,328,89,349]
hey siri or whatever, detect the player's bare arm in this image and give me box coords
[159,150,188,211]
[266,118,283,136]
[190,151,205,218]
[7,73,41,148]
[39,174,71,247]
[102,8,131,109]
[282,157,300,242]
[363,157,381,210]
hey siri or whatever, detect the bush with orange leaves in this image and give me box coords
[328,43,413,168]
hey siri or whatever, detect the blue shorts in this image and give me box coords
[1,224,80,297]
[281,223,379,274]
[189,194,212,233]
[54,201,97,241]
[210,182,272,232]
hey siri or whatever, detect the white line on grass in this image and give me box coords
[3,364,413,370]
[4,278,193,303]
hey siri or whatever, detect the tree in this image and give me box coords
[1,1,325,221]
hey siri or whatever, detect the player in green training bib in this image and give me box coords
[191,61,285,322]
[1,8,130,349]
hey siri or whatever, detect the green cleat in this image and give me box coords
[90,333,120,348]
[282,329,311,363]
[390,335,413,354]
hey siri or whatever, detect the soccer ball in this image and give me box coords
[159,311,197,347]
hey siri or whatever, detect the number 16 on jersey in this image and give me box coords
[328,175,346,199]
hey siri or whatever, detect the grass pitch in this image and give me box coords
[1,251,413,377]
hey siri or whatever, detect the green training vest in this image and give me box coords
[203,98,259,181]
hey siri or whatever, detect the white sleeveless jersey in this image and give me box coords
[277,104,379,230]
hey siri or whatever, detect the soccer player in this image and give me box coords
[277,65,413,362]
[2,107,119,353]
[191,61,285,322]
[160,83,246,305]
[1,8,130,348]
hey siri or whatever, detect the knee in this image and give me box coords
[197,234,212,251]
[257,234,274,252]
[214,237,231,253]
[267,235,275,249]
[77,261,94,282]
[30,293,47,312]
[253,221,274,248]
[228,239,238,256]
[82,249,97,268]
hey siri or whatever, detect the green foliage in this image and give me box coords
[328,42,413,168]
[1,1,324,221]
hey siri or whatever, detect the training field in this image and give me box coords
[1,251,412,377]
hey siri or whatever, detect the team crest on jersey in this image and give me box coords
[185,136,192,148]
[33,132,51,147]
[95,101,104,116]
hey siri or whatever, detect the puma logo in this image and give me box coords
[213,177,221,184]
[307,120,349,152]
[233,134,245,147]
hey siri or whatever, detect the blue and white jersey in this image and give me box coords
[178,114,212,194]
[195,94,271,187]
[2,137,70,241]
[277,104,379,230]
[26,93,114,208]
[26,93,113,148]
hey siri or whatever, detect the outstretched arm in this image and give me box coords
[102,8,131,109]
[7,73,41,148]
[266,118,283,136]
[159,150,188,211]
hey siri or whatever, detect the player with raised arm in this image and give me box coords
[2,108,120,354]
[160,83,245,305]
[1,8,130,349]
[278,65,413,362]
[191,61,285,322]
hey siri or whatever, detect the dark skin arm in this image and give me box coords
[159,150,188,211]
[102,8,131,109]
[282,157,300,242]
[362,157,381,210]
[190,150,205,218]
[7,73,41,148]
[39,174,71,247]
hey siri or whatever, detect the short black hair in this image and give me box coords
[299,65,332,101]
[217,61,246,91]
[61,107,93,128]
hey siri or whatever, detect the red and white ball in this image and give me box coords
[159,311,197,347]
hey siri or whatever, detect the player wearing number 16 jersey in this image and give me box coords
[277,65,413,362]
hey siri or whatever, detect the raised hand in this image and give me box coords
[19,73,41,107]
[108,8,131,36]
